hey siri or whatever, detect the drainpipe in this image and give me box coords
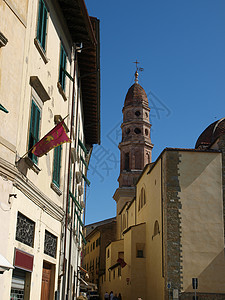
[62,44,77,299]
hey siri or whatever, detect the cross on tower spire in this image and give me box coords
[133,60,140,83]
[133,59,140,71]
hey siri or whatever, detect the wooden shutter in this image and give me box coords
[28,101,40,163]
[53,145,62,187]
[59,44,67,90]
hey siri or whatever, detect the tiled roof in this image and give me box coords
[124,83,148,106]
[195,118,225,149]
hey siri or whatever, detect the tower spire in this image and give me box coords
[133,59,140,83]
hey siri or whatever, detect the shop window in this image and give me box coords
[10,268,31,299]
[36,0,48,51]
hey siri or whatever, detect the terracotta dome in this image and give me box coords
[195,118,225,149]
[124,83,149,106]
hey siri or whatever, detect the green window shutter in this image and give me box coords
[28,101,40,163]
[59,44,67,91]
[82,173,90,186]
[74,209,84,227]
[53,145,62,187]
[37,0,48,51]
[80,155,88,169]
[69,190,82,212]
[78,138,88,155]
[0,104,8,113]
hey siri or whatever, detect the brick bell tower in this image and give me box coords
[113,67,153,237]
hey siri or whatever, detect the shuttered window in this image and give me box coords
[59,44,67,91]
[52,145,62,187]
[28,101,40,163]
[37,0,48,51]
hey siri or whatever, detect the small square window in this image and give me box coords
[137,250,144,258]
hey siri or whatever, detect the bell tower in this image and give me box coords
[113,66,153,234]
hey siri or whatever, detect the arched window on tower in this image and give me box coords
[146,152,150,164]
[124,152,130,171]
[135,151,141,169]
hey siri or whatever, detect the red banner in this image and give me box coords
[32,121,71,157]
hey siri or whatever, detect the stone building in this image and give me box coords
[81,218,116,289]
[0,0,100,299]
[99,71,225,300]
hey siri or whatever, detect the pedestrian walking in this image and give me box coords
[113,293,118,300]
[118,293,122,300]
[109,291,114,300]
[104,291,109,300]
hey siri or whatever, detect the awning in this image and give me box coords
[0,253,14,274]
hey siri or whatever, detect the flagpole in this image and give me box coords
[16,114,70,163]
[16,144,36,162]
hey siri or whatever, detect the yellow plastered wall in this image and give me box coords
[83,231,101,284]
[178,151,225,293]
[136,160,165,300]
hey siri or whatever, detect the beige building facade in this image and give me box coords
[99,72,225,299]
[0,0,100,299]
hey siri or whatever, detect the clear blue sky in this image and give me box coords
[84,0,225,225]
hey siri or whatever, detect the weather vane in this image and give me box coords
[133,60,144,83]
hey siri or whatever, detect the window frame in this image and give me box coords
[52,145,62,188]
[28,100,41,164]
[36,0,48,52]
[59,43,67,91]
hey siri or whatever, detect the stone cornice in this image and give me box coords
[0,157,64,221]
[118,140,153,149]
[113,187,135,203]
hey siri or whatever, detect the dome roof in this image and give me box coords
[195,118,225,149]
[124,83,149,106]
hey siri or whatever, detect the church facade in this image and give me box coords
[98,71,225,300]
